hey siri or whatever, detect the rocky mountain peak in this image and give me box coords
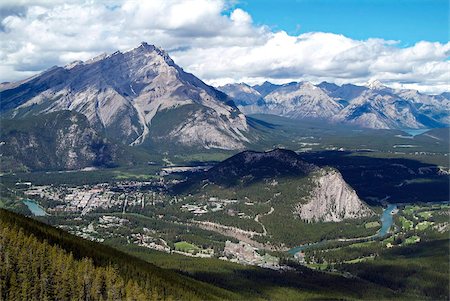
[366,79,386,90]
[0,43,250,150]
[128,42,174,65]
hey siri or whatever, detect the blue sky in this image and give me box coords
[234,0,449,45]
[0,0,448,93]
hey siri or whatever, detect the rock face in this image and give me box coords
[296,169,374,222]
[218,80,449,130]
[333,89,443,129]
[0,111,122,171]
[218,83,265,115]
[263,82,343,119]
[0,42,249,150]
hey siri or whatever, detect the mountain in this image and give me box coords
[218,80,449,130]
[333,89,442,129]
[317,82,367,106]
[177,149,373,223]
[0,111,129,171]
[204,148,317,186]
[395,88,450,126]
[263,82,343,119]
[217,83,265,114]
[252,81,282,97]
[0,42,250,150]
[219,82,344,119]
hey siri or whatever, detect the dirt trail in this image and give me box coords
[254,207,274,236]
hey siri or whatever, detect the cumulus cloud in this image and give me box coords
[0,0,448,94]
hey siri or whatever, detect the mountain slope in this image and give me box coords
[0,111,129,171]
[204,148,316,186]
[263,82,343,119]
[0,42,249,150]
[333,89,442,129]
[219,80,448,130]
[0,208,236,300]
[218,83,265,114]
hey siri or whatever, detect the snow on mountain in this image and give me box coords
[365,79,387,90]
[0,42,250,150]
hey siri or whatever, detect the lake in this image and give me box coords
[23,199,48,216]
[401,129,430,136]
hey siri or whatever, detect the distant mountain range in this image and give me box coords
[0,42,250,151]
[0,41,448,170]
[219,80,449,129]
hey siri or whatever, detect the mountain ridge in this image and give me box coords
[0,42,250,150]
[218,80,449,130]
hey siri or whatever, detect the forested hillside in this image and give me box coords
[0,209,235,301]
[0,224,148,300]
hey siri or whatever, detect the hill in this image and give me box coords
[0,208,237,300]
[174,149,376,246]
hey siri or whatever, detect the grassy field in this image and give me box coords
[398,216,414,230]
[365,221,381,229]
[417,211,433,219]
[416,221,433,231]
[174,241,200,253]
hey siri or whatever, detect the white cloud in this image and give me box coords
[0,0,448,94]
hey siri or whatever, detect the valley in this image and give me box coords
[0,40,448,300]
[1,146,448,299]
[2,138,447,270]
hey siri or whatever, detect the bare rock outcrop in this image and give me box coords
[296,169,374,222]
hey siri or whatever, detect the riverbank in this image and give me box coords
[288,204,398,255]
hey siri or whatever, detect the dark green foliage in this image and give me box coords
[204,149,313,186]
[341,239,450,300]
[0,183,31,215]
[0,111,117,171]
[0,222,148,300]
[298,151,449,205]
[117,242,396,300]
[0,209,237,300]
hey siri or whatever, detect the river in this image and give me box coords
[23,199,48,216]
[288,204,398,255]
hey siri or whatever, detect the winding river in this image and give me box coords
[288,204,398,254]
